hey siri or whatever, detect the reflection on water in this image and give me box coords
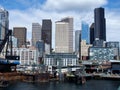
[0,80,120,90]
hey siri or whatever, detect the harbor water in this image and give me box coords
[0,80,120,90]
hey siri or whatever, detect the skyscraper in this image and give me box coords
[90,23,94,44]
[32,23,42,47]
[0,8,9,40]
[81,21,89,44]
[41,19,52,52]
[75,30,81,53]
[94,7,106,41]
[55,17,73,53]
[13,27,27,48]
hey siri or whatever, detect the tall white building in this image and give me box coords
[55,17,73,53]
[0,8,9,40]
[32,23,42,47]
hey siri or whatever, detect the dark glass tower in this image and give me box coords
[90,23,94,44]
[94,7,106,41]
[41,19,52,52]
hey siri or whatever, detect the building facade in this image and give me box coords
[13,47,38,65]
[89,47,115,60]
[90,23,94,44]
[44,53,78,67]
[36,40,45,57]
[81,21,89,44]
[81,40,92,60]
[75,30,81,53]
[13,27,27,48]
[106,42,119,60]
[55,17,73,53]
[32,23,42,47]
[0,8,9,40]
[41,19,52,52]
[94,7,106,41]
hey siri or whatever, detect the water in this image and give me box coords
[0,80,120,90]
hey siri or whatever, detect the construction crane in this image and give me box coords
[0,24,20,72]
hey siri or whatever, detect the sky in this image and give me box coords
[0,0,120,49]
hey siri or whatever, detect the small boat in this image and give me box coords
[0,80,9,88]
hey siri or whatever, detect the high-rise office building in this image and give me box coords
[41,19,52,52]
[81,21,89,44]
[0,8,9,40]
[32,23,42,47]
[90,23,94,44]
[75,30,81,53]
[94,7,106,41]
[55,17,73,53]
[13,27,27,48]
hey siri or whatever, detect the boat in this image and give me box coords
[0,80,9,87]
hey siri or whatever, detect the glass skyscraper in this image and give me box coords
[0,8,9,40]
[41,19,52,52]
[81,21,89,44]
[94,7,106,41]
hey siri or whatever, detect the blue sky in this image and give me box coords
[0,0,120,48]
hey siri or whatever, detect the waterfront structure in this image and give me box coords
[89,47,115,60]
[80,40,92,60]
[41,19,52,52]
[90,23,94,44]
[55,17,73,53]
[32,23,42,47]
[13,47,38,65]
[75,30,81,53]
[94,7,106,41]
[106,42,119,60]
[81,21,89,44]
[0,8,9,40]
[13,27,27,48]
[44,53,78,67]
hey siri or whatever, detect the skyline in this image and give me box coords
[0,0,120,48]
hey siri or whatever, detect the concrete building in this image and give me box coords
[13,47,38,65]
[41,19,52,52]
[13,27,27,48]
[75,30,81,53]
[0,8,9,40]
[81,40,92,60]
[55,17,73,53]
[32,23,42,47]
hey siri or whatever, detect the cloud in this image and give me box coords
[7,0,120,49]
[42,0,107,12]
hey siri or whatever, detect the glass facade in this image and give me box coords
[81,21,89,44]
[0,8,9,40]
[94,7,106,41]
[41,19,52,52]
[36,40,45,57]
[89,47,115,60]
